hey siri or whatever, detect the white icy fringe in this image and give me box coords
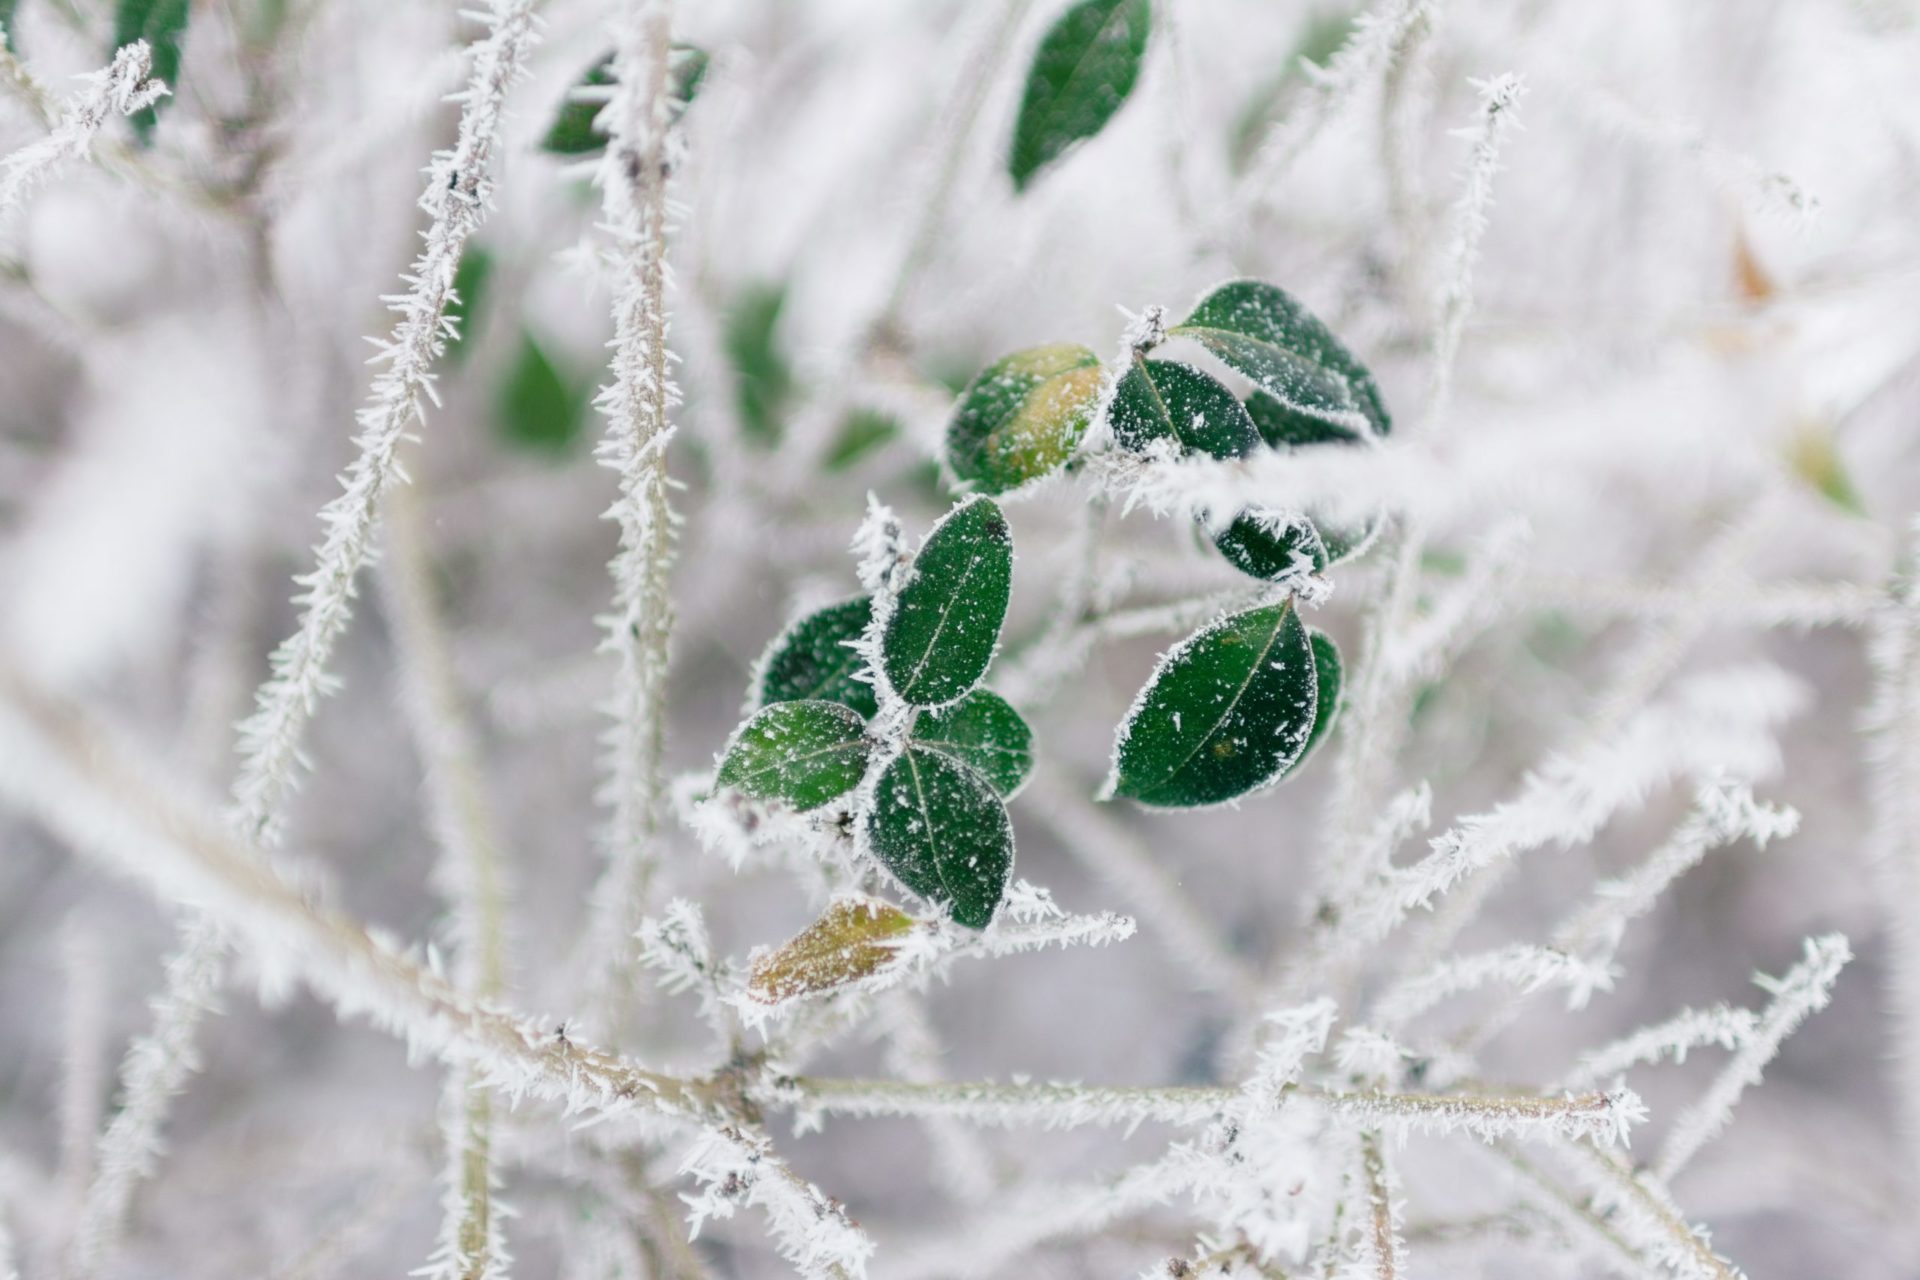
[580,0,683,1002]
[0,41,165,218]
[229,0,540,846]
[679,1126,873,1280]
[66,919,223,1280]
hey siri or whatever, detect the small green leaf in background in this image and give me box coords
[542,44,708,156]
[911,690,1033,798]
[1109,358,1259,459]
[882,497,1014,707]
[758,596,878,719]
[725,282,793,448]
[867,746,1014,929]
[1106,600,1319,808]
[747,897,915,1003]
[1278,628,1342,780]
[946,343,1102,494]
[1787,422,1867,517]
[1212,509,1327,581]
[444,246,494,365]
[824,407,901,472]
[1227,10,1356,172]
[1173,280,1391,436]
[112,0,190,142]
[716,700,872,812]
[1,0,21,53]
[496,331,589,453]
[1009,0,1151,191]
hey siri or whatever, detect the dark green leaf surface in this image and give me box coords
[726,282,792,447]
[946,344,1102,494]
[911,690,1033,798]
[883,497,1013,707]
[1244,388,1366,449]
[112,0,189,141]
[1108,601,1319,808]
[1278,628,1342,780]
[1109,358,1260,459]
[1173,280,1390,436]
[1009,0,1151,190]
[759,597,878,719]
[496,332,587,453]
[717,701,871,811]
[542,44,708,156]
[1212,509,1327,581]
[867,746,1013,928]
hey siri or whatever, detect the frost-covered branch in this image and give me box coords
[0,42,167,219]
[679,1125,872,1280]
[229,0,539,846]
[1557,1006,1758,1093]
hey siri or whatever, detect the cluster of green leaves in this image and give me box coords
[716,497,1032,930]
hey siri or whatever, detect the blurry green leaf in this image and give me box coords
[1279,629,1342,779]
[1109,358,1259,458]
[867,746,1013,928]
[882,497,1014,707]
[1106,601,1319,808]
[759,596,878,719]
[717,700,871,812]
[1173,280,1390,436]
[825,408,900,472]
[1212,509,1327,581]
[725,282,793,448]
[1788,423,1867,517]
[1227,11,1356,172]
[445,246,494,364]
[1,0,21,52]
[946,343,1102,494]
[1009,0,1151,191]
[542,44,708,156]
[748,898,915,1003]
[112,0,189,142]
[911,690,1033,798]
[496,332,588,454]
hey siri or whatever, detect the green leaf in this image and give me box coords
[748,897,916,1003]
[1,0,21,53]
[1212,509,1327,581]
[1009,0,1151,191]
[725,282,793,448]
[716,700,871,812]
[867,746,1014,928]
[911,690,1033,798]
[445,246,494,365]
[882,497,1014,707]
[1279,628,1342,779]
[496,331,588,453]
[1109,357,1260,459]
[825,407,900,471]
[758,597,878,720]
[946,344,1102,495]
[1244,388,1366,449]
[112,0,189,142]
[542,44,708,156]
[1172,280,1390,436]
[1106,600,1319,808]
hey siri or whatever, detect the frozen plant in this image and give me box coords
[0,0,1915,1277]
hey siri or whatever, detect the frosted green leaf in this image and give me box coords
[758,597,877,719]
[946,344,1102,495]
[1244,388,1366,449]
[882,497,1013,707]
[748,898,915,1003]
[1107,601,1319,808]
[716,701,871,812]
[911,690,1033,798]
[867,746,1014,929]
[1108,358,1260,459]
[112,0,189,142]
[543,44,709,156]
[1213,509,1327,581]
[1278,629,1342,780]
[1173,280,1390,436]
[1009,0,1151,191]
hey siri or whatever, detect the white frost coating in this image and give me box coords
[637,899,741,1041]
[1371,943,1618,1029]
[229,0,540,846]
[679,1125,873,1280]
[0,42,166,218]
[1560,1142,1744,1280]
[1322,1086,1645,1148]
[1654,933,1850,1181]
[1558,1005,1759,1092]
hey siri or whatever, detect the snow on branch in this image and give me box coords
[229,0,540,847]
[1317,1086,1644,1148]
[679,1125,873,1280]
[1371,943,1618,1029]
[0,42,166,219]
[1557,1005,1759,1092]
[1654,933,1850,1181]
